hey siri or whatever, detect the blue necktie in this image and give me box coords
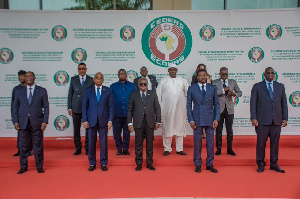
[28,87,33,104]
[97,87,101,103]
[81,77,84,87]
[268,83,273,100]
[202,85,206,97]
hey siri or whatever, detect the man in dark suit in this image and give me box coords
[212,67,242,156]
[68,63,94,155]
[11,70,32,157]
[187,69,220,173]
[134,66,158,91]
[127,78,161,171]
[82,72,113,172]
[12,71,49,174]
[250,67,288,173]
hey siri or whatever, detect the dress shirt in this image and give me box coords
[265,79,274,91]
[198,83,206,92]
[143,76,152,90]
[79,75,86,85]
[110,80,136,117]
[221,79,228,94]
[94,85,102,97]
[27,84,36,99]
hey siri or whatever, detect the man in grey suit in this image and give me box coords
[212,67,242,156]
[250,67,288,173]
[127,78,161,171]
[187,69,220,173]
[134,66,158,91]
[68,63,94,155]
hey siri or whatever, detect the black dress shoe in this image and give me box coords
[101,165,108,171]
[257,166,265,173]
[163,151,170,156]
[37,168,44,173]
[17,168,28,174]
[270,165,285,173]
[117,149,123,155]
[73,150,81,155]
[88,165,96,171]
[135,164,142,171]
[176,151,187,155]
[13,152,20,156]
[195,166,201,173]
[206,165,218,173]
[227,150,236,156]
[147,165,156,171]
[29,151,33,156]
[123,150,130,155]
[215,150,221,155]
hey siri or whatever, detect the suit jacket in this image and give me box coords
[250,80,288,125]
[82,85,114,128]
[127,90,161,129]
[187,83,220,126]
[134,75,158,91]
[212,78,242,114]
[11,84,24,118]
[12,86,49,130]
[68,75,94,113]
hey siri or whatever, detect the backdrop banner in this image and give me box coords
[1,9,299,137]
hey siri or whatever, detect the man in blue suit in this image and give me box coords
[187,69,220,173]
[250,67,288,173]
[12,71,49,174]
[82,72,113,172]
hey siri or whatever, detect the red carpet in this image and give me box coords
[0,135,300,198]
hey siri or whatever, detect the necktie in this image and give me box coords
[268,82,273,100]
[202,85,206,97]
[97,87,101,103]
[142,92,146,104]
[81,77,84,87]
[28,87,33,104]
[223,80,228,96]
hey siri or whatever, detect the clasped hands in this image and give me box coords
[189,120,218,130]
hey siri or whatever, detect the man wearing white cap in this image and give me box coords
[157,64,189,156]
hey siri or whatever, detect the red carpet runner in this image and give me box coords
[0,135,299,198]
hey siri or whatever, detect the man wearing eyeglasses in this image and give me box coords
[212,67,242,156]
[250,67,288,173]
[68,63,94,156]
[127,78,161,171]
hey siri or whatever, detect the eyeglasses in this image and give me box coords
[139,83,147,86]
[266,72,275,75]
[78,68,86,70]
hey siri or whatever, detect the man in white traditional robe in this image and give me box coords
[157,64,189,156]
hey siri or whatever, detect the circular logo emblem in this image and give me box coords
[54,71,69,86]
[120,25,135,41]
[52,25,67,41]
[126,70,138,83]
[71,48,87,64]
[200,25,215,41]
[234,97,240,107]
[248,47,264,63]
[289,91,300,108]
[0,48,14,64]
[54,115,70,131]
[142,16,192,67]
[266,24,282,40]
[262,70,278,82]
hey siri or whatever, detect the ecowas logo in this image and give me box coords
[126,70,138,83]
[248,47,264,63]
[266,24,282,40]
[233,97,240,107]
[120,25,135,42]
[54,115,70,131]
[261,71,278,82]
[71,48,87,64]
[0,48,14,64]
[54,71,69,86]
[289,91,300,108]
[52,25,67,41]
[142,16,192,67]
[200,25,215,41]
